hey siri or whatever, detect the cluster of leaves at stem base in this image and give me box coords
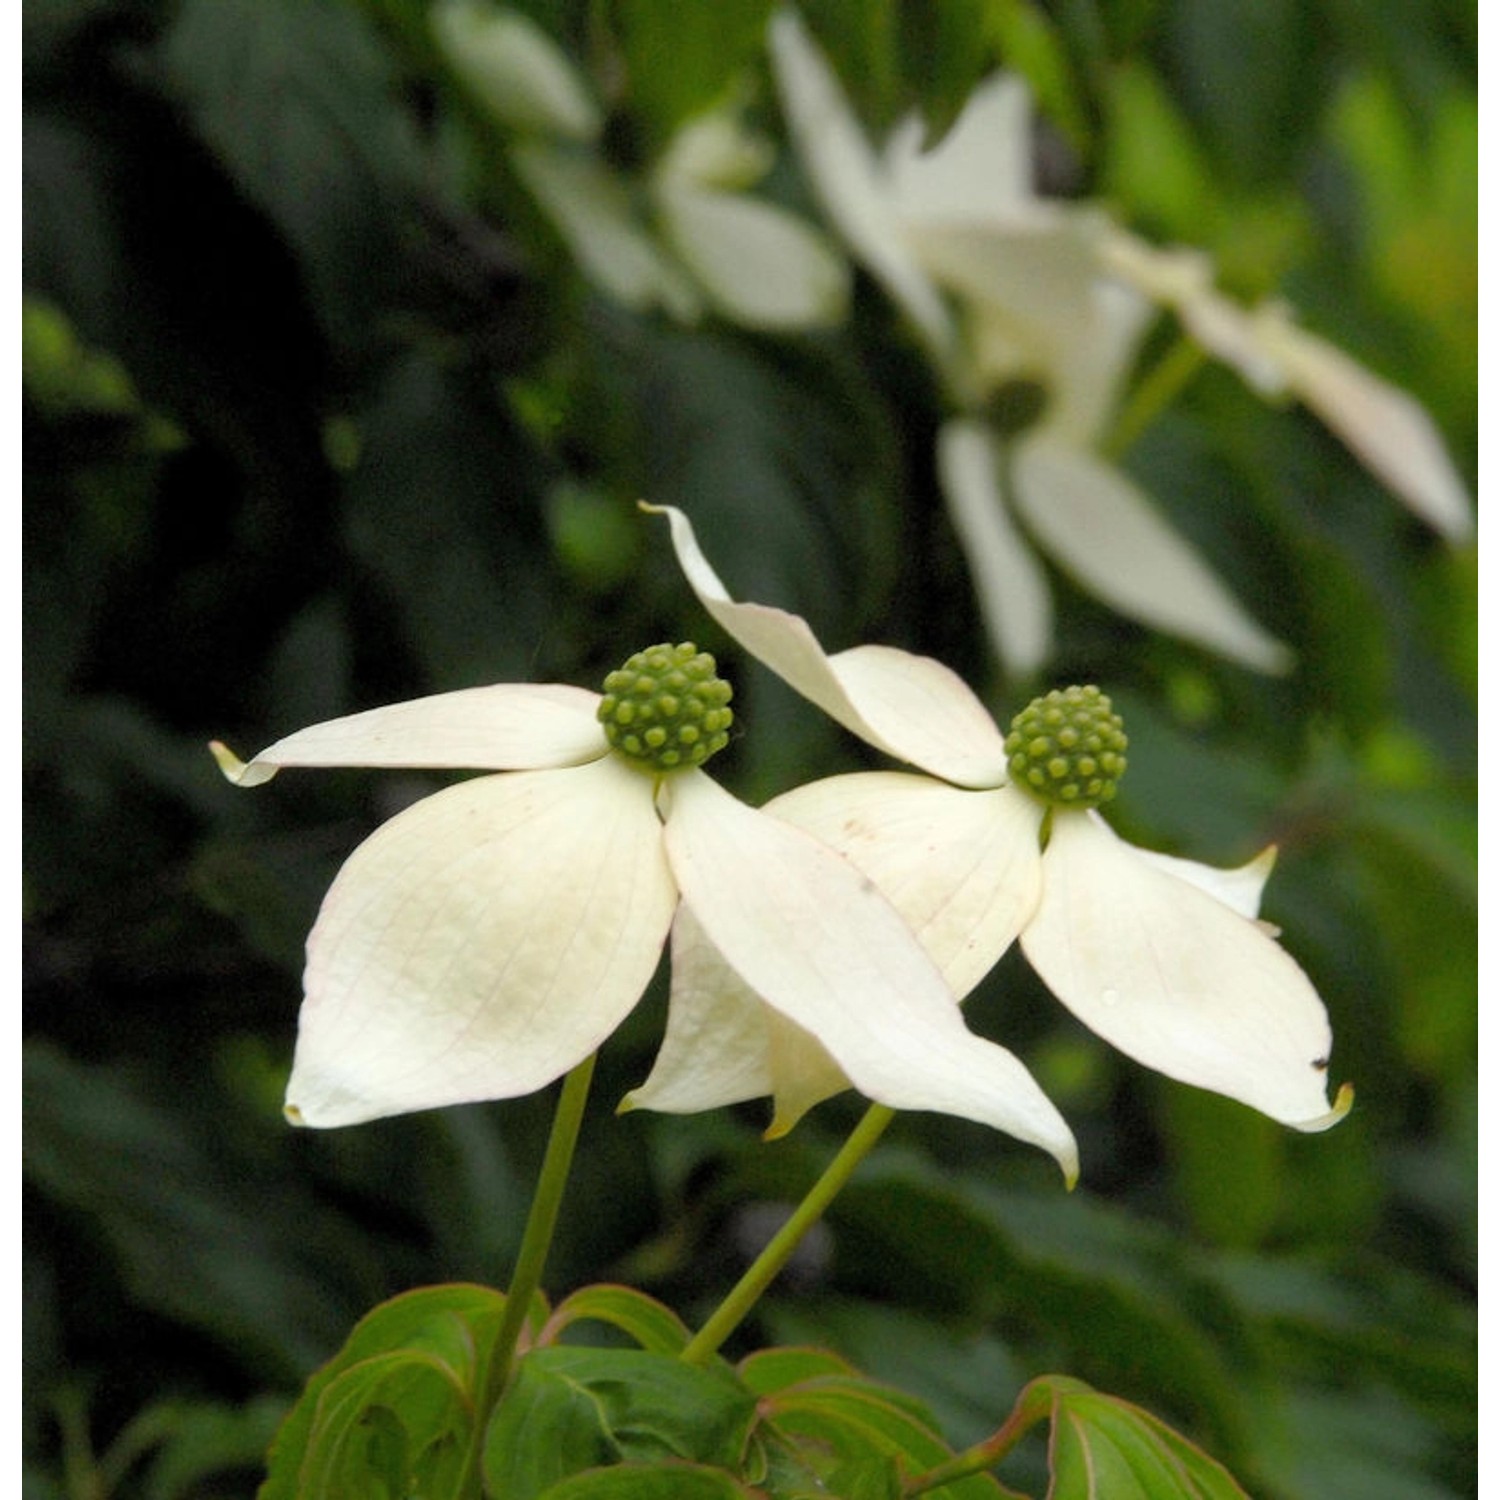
[259,1280,1253,1499]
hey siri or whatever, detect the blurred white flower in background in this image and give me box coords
[434,2,849,330]
[770,8,1472,676]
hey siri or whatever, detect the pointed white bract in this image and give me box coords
[210,684,608,785]
[644,504,1009,787]
[936,420,1054,677]
[1008,439,1291,674]
[653,510,1353,1137]
[662,770,1076,1171]
[432,2,601,141]
[213,659,1080,1176]
[1020,812,1349,1130]
[768,9,954,359]
[291,759,677,1126]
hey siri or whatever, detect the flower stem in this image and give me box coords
[1103,334,1206,459]
[459,1052,597,1499]
[680,1103,896,1366]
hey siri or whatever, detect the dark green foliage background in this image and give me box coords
[23,0,1474,1496]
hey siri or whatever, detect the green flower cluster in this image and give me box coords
[599,643,734,773]
[1005,685,1128,808]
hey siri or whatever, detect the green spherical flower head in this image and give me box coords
[984,376,1050,440]
[1005,685,1128,808]
[598,642,734,773]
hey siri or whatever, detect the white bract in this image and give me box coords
[434,2,849,330]
[211,649,1077,1182]
[642,505,1353,1137]
[770,10,1471,674]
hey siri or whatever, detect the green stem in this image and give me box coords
[680,1103,896,1366]
[1102,334,1206,460]
[459,1052,597,1499]
[902,1380,1052,1497]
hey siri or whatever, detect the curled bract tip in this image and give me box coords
[209,740,244,781]
[283,1102,307,1127]
[210,740,280,787]
[1296,1080,1355,1134]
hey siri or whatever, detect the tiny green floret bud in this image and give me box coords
[1005,685,1128,808]
[598,643,733,773]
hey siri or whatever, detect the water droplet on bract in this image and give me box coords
[1101,987,1120,1008]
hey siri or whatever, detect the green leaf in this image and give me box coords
[1022,1376,1251,1500]
[140,1397,288,1500]
[761,1372,1003,1500]
[23,1043,357,1382]
[483,1347,758,1500]
[756,1305,1026,1452]
[610,0,774,142]
[737,1346,854,1395]
[538,1463,759,1499]
[260,1283,507,1500]
[292,1351,472,1499]
[161,0,428,357]
[544,1284,694,1355]
[1101,62,1223,244]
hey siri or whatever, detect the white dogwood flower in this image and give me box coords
[642,506,1353,1136]
[769,10,1288,677]
[211,642,1075,1178]
[435,2,848,330]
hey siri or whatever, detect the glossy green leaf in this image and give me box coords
[543,1284,693,1355]
[292,1351,472,1499]
[261,1284,507,1500]
[483,1347,758,1500]
[737,1345,854,1395]
[1024,1376,1250,1500]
